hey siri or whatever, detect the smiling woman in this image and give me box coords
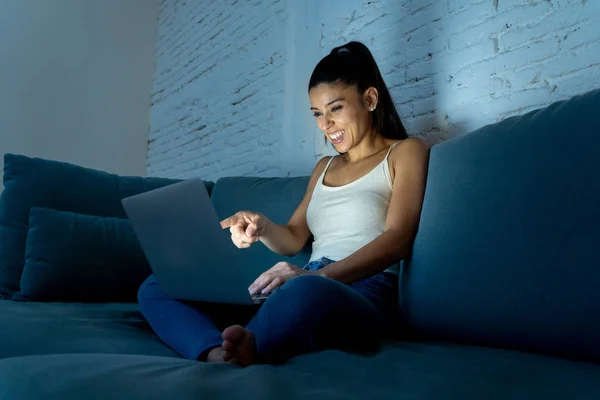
[309,41,408,153]
[137,41,430,367]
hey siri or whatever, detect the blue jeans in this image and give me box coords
[137,257,397,363]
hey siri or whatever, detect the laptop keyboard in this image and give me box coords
[251,292,271,304]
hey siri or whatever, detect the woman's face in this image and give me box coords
[309,82,376,154]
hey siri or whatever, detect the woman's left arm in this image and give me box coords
[316,138,430,284]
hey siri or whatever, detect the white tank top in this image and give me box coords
[306,141,402,275]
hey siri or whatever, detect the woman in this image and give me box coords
[138,41,429,367]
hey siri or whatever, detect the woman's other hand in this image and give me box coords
[248,261,311,295]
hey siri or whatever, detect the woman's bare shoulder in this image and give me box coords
[313,156,334,175]
[388,137,430,182]
[389,137,429,159]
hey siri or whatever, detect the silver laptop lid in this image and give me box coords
[122,179,255,305]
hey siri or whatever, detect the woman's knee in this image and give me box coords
[280,274,338,297]
[270,274,357,311]
[137,274,164,304]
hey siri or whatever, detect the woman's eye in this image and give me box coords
[331,105,342,112]
[312,112,322,118]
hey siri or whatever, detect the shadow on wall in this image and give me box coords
[373,0,459,146]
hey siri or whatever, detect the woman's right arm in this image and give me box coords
[221,157,331,257]
[261,156,331,256]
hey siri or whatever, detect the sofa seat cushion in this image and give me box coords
[0,342,598,399]
[0,300,178,359]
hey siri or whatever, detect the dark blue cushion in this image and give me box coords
[0,154,213,298]
[1,342,600,399]
[210,177,312,275]
[0,301,178,360]
[401,89,600,363]
[13,207,150,302]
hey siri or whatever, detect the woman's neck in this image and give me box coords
[344,133,391,163]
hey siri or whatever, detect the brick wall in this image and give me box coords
[149,0,600,180]
[148,0,288,180]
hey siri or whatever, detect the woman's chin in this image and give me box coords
[330,139,348,152]
[334,143,350,153]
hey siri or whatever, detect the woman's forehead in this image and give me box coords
[309,83,358,104]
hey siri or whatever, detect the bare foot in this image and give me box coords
[221,325,258,367]
[206,346,225,363]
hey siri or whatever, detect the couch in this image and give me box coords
[0,89,599,399]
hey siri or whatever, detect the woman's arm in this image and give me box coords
[316,138,430,284]
[258,156,332,256]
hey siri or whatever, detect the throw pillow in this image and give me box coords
[0,153,213,298]
[13,207,150,302]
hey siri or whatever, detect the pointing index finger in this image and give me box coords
[220,215,237,229]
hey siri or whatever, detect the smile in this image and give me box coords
[328,130,345,144]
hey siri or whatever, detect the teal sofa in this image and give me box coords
[0,89,599,399]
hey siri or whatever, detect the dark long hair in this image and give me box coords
[308,41,408,140]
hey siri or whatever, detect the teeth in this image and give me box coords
[330,131,343,140]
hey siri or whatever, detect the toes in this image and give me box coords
[222,349,233,361]
[221,326,257,367]
[222,340,234,351]
[222,349,239,365]
[222,325,246,343]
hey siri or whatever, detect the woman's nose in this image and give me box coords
[320,115,333,131]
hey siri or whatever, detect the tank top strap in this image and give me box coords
[384,140,403,161]
[322,155,336,174]
[315,156,336,189]
[382,141,403,188]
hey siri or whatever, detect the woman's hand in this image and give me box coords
[249,262,311,295]
[221,211,269,249]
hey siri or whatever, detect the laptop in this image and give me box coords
[122,179,269,305]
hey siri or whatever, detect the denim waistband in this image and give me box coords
[303,257,334,271]
[303,257,396,287]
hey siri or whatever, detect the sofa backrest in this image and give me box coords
[210,176,312,276]
[402,89,600,363]
[0,154,194,299]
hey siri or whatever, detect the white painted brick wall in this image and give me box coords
[149,0,600,180]
[148,0,288,180]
